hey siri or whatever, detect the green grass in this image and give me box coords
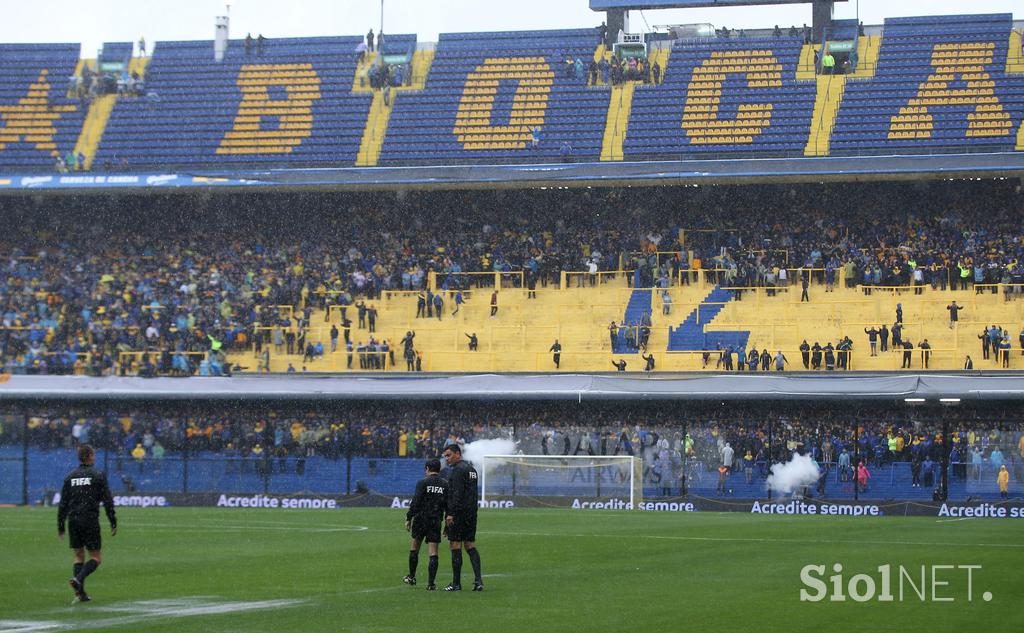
[1,507,1022,632]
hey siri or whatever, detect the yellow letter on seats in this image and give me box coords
[888,43,1010,140]
[0,70,76,154]
[453,58,553,150]
[217,64,321,155]
[682,52,781,144]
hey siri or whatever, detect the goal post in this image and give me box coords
[480,454,642,509]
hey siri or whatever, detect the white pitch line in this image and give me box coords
[0,598,305,633]
[483,529,1024,549]
[935,517,974,523]
[127,522,368,533]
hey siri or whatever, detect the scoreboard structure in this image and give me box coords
[590,0,845,8]
[590,0,846,45]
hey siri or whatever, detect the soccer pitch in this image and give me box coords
[1,507,1021,632]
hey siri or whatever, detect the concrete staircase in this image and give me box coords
[796,44,820,81]
[72,56,149,169]
[803,75,846,156]
[226,281,1024,373]
[354,48,435,166]
[599,81,634,161]
[355,91,392,166]
[73,95,117,169]
[668,286,749,351]
[614,289,652,353]
[1006,30,1024,74]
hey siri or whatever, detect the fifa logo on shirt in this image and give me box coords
[427,486,445,494]
[71,477,92,486]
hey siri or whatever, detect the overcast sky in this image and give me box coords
[0,1,1019,56]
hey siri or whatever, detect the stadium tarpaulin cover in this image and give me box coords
[1,373,1022,401]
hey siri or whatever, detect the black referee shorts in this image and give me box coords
[447,513,477,543]
[68,518,102,551]
[410,516,442,544]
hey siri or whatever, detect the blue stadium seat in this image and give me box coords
[624,37,815,159]
[831,13,1024,155]
[379,29,605,164]
[0,44,86,170]
[95,35,414,169]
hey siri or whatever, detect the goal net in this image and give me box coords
[480,455,641,509]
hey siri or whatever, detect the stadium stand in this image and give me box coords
[93,35,414,169]
[5,401,1022,502]
[378,29,607,164]
[2,179,1021,375]
[0,44,85,170]
[624,36,817,158]
[831,14,1024,154]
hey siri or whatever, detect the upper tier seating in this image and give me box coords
[95,35,413,168]
[0,44,85,170]
[379,29,606,164]
[831,14,1024,153]
[625,36,816,158]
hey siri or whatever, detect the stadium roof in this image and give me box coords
[3,152,1023,194]
[2,373,1024,401]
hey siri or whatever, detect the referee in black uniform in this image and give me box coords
[58,444,117,603]
[442,443,483,592]
[403,458,448,590]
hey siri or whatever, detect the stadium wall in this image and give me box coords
[4,373,1024,401]
[33,489,1024,519]
[3,152,1024,192]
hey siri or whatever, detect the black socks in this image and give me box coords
[466,547,482,583]
[78,559,99,583]
[73,563,83,579]
[451,549,463,586]
[408,550,419,578]
[428,555,438,585]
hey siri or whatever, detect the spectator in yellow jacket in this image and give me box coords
[997,465,1009,499]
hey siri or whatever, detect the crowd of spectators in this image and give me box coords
[5,401,1022,496]
[1,179,1021,376]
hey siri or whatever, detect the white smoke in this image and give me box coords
[461,438,517,472]
[766,453,821,496]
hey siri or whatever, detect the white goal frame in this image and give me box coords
[480,454,641,508]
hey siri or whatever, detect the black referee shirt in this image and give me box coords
[407,473,448,523]
[447,460,479,515]
[58,465,117,533]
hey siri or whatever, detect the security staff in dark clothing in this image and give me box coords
[811,342,822,370]
[642,352,655,371]
[799,340,810,369]
[550,340,562,369]
[442,443,482,592]
[978,329,991,360]
[58,444,117,602]
[902,340,914,368]
[864,327,879,356]
[403,458,448,590]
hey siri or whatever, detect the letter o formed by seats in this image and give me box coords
[681,51,782,145]
[217,63,322,155]
[453,57,553,150]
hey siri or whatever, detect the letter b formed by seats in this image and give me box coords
[217,64,322,155]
